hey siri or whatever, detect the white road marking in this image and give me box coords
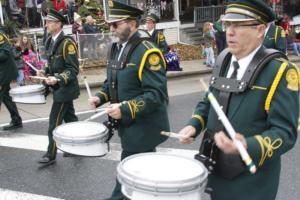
[0,188,64,200]
[0,133,198,161]
[0,107,108,127]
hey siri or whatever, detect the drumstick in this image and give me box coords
[161,131,183,139]
[85,109,108,121]
[29,76,60,82]
[83,76,92,99]
[200,79,256,174]
[25,61,39,72]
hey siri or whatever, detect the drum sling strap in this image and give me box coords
[198,47,287,179]
[104,34,150,146]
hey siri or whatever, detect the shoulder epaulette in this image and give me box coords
[142,40,156,49]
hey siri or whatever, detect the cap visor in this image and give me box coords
[222,13,257,22]
[44,16,59,21]
[106,17,127,24]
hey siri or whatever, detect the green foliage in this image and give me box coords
[3,19,19,38]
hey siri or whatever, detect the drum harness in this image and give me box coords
[104,31,151,151]
[44,35,77,97]
[194,47,287,180]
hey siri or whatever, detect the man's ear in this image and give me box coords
[257,24,267,39]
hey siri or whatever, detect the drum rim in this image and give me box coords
[117,153,208,194]
[9,84,45,94]
[53,121,108,144]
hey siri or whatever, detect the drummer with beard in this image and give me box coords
[0,27,23,130]
[88,1,170,199]
[37,9,80,166]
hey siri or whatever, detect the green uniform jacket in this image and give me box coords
[151,29,169,55]
[96,31,170,152]
[45,32,80,102]
[188,49,299,200]
[0,33,18,85]
[263,23,286,53]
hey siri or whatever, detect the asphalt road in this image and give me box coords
[0,74,299,200]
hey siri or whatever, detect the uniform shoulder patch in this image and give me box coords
[148,53,160,66]
[67,43,76,54]
[286,69,299,91]
[159,33,165,41]
[0,34,4,44]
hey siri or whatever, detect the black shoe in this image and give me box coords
[3,122,22,130]
[38,155,56,165]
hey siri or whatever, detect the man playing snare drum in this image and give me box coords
[179,0,298,200]
[88,1,170,199]
[37,9,80,166]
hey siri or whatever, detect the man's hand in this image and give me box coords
[36,70,45,77]
[214,131,247,154]
[88,96,100,109]
[107,103,122,119]
[45,76,58,85]
[178,125,196,144]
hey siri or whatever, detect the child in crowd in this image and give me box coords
[13,38,25,86]
[201,22,215,68]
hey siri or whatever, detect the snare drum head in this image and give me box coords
[10,84,45,94]
[54,121,107,142]
[121,153,206,182]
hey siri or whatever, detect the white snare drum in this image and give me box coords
[9,84,45,104]
[53,121,108,157]
[117,153,208,200]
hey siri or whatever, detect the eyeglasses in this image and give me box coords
[223,22,260,30]
[109,20,127,29]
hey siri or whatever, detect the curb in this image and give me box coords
[79,68,213,89]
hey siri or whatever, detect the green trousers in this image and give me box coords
[47,101,78,159]
[0,84,22,123]
[108,149,156,200]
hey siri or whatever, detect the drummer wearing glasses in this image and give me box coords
[179,0,298,200]
[37,9,80,166]
[88,1,170,199]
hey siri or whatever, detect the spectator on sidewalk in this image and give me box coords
[202,22,215,68]
[12,38,25,86]
[19,35,38,81]
[83,15,98,59]
[292,29,300,56]
[26,0,39,27]
[213,14,226,54]
[72,12,85,57]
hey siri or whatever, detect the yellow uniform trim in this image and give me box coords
[53,103,64,157]
[264,61,288,112]
[138,49,166,81]
[127,100,145,119]
[274,26,278,44]
[127,101,134,119]
[98,91,108,102]
[251,85,267,90]
[191,114,205,132]
[228,4,268,18]
[255,135,283,166]
[0,33,10,44]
